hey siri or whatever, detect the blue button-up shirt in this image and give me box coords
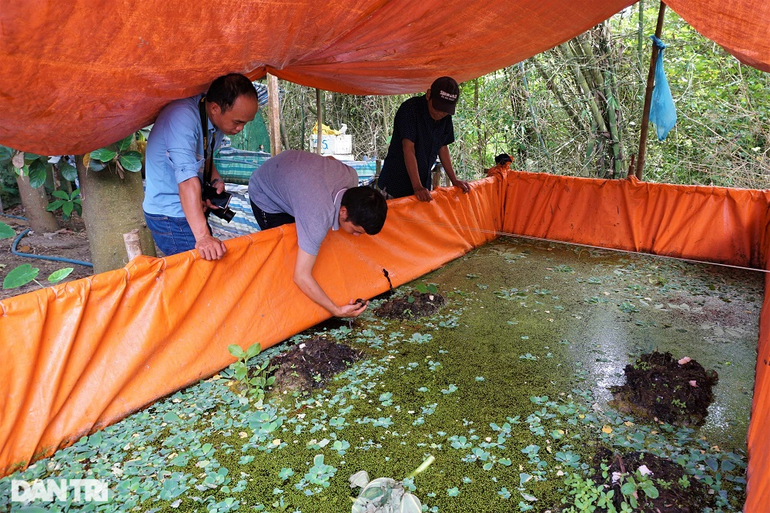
[142,94,223,217]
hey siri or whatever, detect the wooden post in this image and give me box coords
[635,1,667,180]
[267,73,281,156]
[123,228,142,262]
[316,88,323,155]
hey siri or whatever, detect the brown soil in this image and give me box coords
[583,448,714,513]
[373,291,446,319]
[0,207,92,301]
[609,351,718,426]
[267,337,365,394]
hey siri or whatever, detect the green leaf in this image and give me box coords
[0,221,15,239]
[62,201,74,218]
[28,160,47,189]
[46,200,65,211]
[415,283,428,293]
[72,188,81,199]
[48,268,74,283]
[0,145,12,162]
[59,161,78,181]
[119,151,143,172]
[88,159,107,171]
[246,343,262,359]
[3,264,39,289]
[117,134,134,152]
[90,148,117,163]
[642,483,659,499]
[74,202,83,216]
[228,344,246,359]
[620,481,637,496]
[427,284,438,294]
[51,189,70,200]
[163,412,181,423]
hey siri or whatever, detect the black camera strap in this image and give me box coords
[198,96,214,185]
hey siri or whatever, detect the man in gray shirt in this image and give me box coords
[249,150,388,318]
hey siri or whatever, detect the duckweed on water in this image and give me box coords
[0,237,757,512]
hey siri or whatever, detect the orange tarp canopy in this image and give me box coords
[1,0,769,155]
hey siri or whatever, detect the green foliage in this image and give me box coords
[0,220,15,239]
[562,468,660,513]
[47,188,82,220]
[2,263,39,289]
[415,282,438,294]
[0,149,50,188]
[1,260,74,290]
[227,342,276,405]
[88,134,144,176]
[350,456,433,513]
[48,267,75,283]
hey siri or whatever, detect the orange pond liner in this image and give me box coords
[1,170,770,510]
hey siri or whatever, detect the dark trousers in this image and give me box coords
[251,200,295,230]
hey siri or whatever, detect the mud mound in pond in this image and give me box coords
[373,291,445,319]
[268,337,365,394]
[574,448,714,513]
[609,351,718,426]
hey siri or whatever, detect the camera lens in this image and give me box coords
[220,207,236,223]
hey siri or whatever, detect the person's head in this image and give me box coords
[206,74,259,136]
[425,76,459,121]
[339,187,388,237]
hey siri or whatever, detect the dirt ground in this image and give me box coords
[609,351,719,426]
[267,337,366,394]
[0,206,92,301]
[583,447,714,513]
[373,291,446,319]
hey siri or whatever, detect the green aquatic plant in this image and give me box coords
[350,455,434,513]
[227,342,275,405]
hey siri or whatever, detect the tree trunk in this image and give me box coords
[76,156,156,274]
[15,173,58,233]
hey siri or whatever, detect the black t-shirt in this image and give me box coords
[377,95,455,198]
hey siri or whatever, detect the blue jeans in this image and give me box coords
[144,211,204,256]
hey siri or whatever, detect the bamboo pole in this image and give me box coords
[604,70,623,177]
[316,88,323,155]
[635,2,667,179]
[267,73,281,156]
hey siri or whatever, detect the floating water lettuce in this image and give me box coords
[350,455,434,513]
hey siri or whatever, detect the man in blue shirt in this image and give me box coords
[143,74,259,260]
[377,76,470,201]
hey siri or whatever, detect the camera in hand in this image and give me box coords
[202,183,236,223]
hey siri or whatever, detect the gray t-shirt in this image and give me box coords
[248,150,358,255]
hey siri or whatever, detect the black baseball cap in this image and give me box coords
[429,76,459,115]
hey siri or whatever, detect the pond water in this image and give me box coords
[0,237,759,512]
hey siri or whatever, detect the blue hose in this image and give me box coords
[0,213,27,220]
[11,228,94,268]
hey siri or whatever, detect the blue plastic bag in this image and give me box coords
[649,35,677,141]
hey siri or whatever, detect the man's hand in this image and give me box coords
[195,234,226,260]
[211,177,225,194]
[451,179,471,193]
[413,186,433,202]
[336,299,369,318]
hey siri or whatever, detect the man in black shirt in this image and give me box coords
[377,77,470,202]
